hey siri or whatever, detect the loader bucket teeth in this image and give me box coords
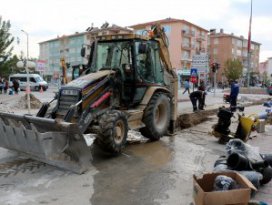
[0,112,92,174]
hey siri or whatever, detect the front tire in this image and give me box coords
[140,93,171,140]
[98,110,128,153]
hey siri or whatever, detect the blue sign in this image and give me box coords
[190,68,198,77]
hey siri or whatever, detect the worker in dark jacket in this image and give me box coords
[189,89,206,112]
[230,80,239,109]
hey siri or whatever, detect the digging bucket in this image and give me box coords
[0,112,93,174]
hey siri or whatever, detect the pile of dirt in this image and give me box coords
[16,94,42,109]
[177,99,266,130]
[177,109,217,130]
[0,102,12,113]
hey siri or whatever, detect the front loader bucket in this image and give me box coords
[0,112,93,174]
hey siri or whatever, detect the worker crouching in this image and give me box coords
[189,89,206,112]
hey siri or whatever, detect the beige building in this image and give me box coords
[39,25,132,79]
[130,18,209,80]
[209,29,261,83]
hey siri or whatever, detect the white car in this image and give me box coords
[9,73,48,91]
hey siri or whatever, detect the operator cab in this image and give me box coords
[77,35,165,106]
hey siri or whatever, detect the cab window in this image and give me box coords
[135,41,164,84]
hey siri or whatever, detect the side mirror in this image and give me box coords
[80,47,86,57]
[138,43,147,54]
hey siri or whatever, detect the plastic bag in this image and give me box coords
[213,175,237,191]
[239,171,263,189]
[226,139,262,162]
[213,156,229,172]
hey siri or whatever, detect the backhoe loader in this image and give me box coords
[0,25,178,173]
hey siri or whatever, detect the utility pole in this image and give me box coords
[247,0,253,87]
[21,29,31,114]
[247,52,251,87]
[214,70,217,96]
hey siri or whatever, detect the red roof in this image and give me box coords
[130,18,208,32]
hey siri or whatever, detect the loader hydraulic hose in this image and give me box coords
[90,92,111,108]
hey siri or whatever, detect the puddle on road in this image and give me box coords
[90,139,175,205]
[126,140,173,167]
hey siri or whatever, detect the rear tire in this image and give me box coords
[98,110,128,153]
[140,93,170,140]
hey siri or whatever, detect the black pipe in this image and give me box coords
[227,153,252,171]
[260,154,272,167]
[260,167,272,185]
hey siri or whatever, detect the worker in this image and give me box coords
[230,80,239,110]
[189,89,206,112]
[198,80,206,91]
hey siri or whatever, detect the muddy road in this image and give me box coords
[0,114,222,205]
[0,93,271,205]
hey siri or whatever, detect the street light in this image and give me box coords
[21,29,31,114]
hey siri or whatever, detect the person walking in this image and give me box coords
[12,79,19,94]
[230,80,239,110]
[183,79,190,94]
[0,78,3,94]
[3,79,9,94]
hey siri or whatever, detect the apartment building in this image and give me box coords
[259,57,272,81]
[39,25,132,80]
[130,18,209,80]
[209,29,261,83]
[39,32,87,79]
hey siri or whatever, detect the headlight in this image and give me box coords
[61,89,78,96]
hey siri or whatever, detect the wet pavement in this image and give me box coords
[0,87,271,205]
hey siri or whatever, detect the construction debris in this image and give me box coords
[16,93,42,109]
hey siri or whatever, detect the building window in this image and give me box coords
[201,32,206,39]
[213,48,218,54]
[182,51,190,59]
[237,49,242,56]
[182,37,190,46]
[214,38,218,44]
[162,25,171,34]
[236,40,242,47]
[182,25,189,34]
[191,28,196,36]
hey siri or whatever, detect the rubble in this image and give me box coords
[15,94,42,109]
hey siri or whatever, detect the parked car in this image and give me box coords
[9,73,48,91]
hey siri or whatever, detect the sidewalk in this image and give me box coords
[177,88,270,114]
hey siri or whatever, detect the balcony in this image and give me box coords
[196,35,206,42]
[181,57,192,62]
[181,30,194,37]
[181,43,191,50]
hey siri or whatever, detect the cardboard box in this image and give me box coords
[193,172,256,205]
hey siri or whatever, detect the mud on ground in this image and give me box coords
[16,94,42,109]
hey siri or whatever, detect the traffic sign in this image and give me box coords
[190,68,198,76]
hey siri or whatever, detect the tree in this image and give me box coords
[224,58,243,82]
[0,16,14,77]
[262,71,269,86]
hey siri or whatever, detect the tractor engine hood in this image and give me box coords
[63,70,115,90]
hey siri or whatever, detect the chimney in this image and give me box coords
[220,29,224,33]
[209,29,216,34]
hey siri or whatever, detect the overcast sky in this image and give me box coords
[1,0,271,62]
